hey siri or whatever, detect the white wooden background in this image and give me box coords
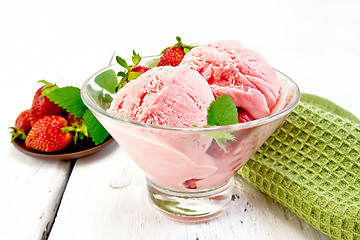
[1,0,359,239]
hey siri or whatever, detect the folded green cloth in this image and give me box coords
[238,93,360,240]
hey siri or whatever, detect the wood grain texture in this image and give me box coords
[49,142,331,240]
[0,145,72,240]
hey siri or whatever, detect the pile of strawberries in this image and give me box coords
[10,80,87,153]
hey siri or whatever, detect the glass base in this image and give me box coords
[146,177,234,223]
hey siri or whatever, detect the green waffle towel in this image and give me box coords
[238,93,360,240]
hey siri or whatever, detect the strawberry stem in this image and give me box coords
[9,127,26,142]
[38,80,59,98]
[61,122,88,145]
[115,50,144,92]
[160,36,197,55]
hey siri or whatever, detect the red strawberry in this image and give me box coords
[64,112,83,125]
[183,178,203,189]
[25,115,73,152]
[29,80,65,126]
[131,65,150,74]
[10,109,32,141]
[237,108,254,123]
[157,36,196,67]
[63,112,88,144]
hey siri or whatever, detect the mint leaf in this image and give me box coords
[144,57,160,68]
[87,85,113,110]
[205,131,236,152]
[47,87,87,118]
[83,109,109,145]
[207,94,238,126]
[94,69,118,94]
[205,95,239,153]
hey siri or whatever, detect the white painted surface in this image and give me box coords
[0,145,71,240]
[1,0,359,239]
[48,142,331,240]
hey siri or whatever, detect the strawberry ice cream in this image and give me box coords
[82,38,300,221]
[108,65,214,127]
[104,41,287,191]
[180,40,281,119]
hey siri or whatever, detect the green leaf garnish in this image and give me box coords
[87,85,113,110]
[83,109,109,145]
[47,87,88,118]
[207,94,238,126]
[205,131,236,152]
[205,95,239,152]
[95,50,150,93]
[95,69,118,94]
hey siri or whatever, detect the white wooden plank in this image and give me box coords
[49,143,331,240]
[0,142,72,240]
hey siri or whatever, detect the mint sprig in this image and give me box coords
[95,69,118,94]
[94,50,145,94]
[207,94,239,126]
[87,84,113,110]
[47,86,109,145]
[205,95,239,152]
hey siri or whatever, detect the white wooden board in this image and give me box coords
[0,144,72,240]
[49,142,331,240]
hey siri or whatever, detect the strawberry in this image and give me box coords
[10,109,32,141]
[29,80,65,126]
[115,51,150,92]
[157,36,196,67]
[63,112,88,144]
[25,115,73,152]
[237,108,254,123]
[64,112,83,125]
[131,65,150,74]
[183,178,203,189]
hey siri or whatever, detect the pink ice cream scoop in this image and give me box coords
[107,65,217,190]
[180,40,281,120]
[108,65,214,127]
